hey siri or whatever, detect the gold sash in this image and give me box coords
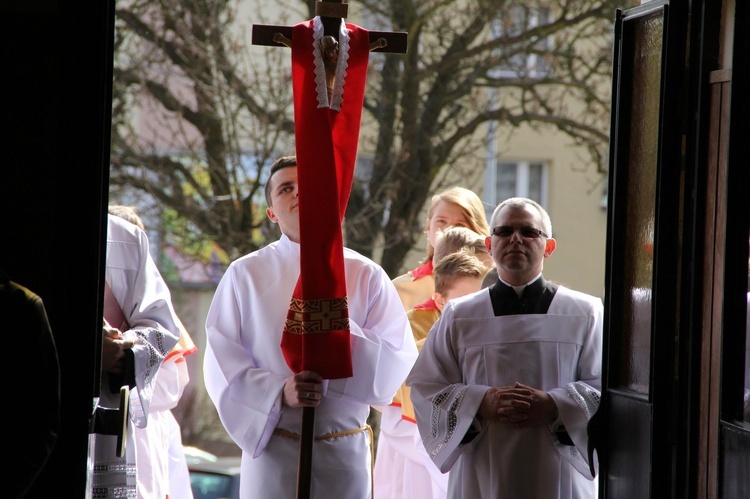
[273,425,374,495]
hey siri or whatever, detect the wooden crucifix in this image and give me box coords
[254,1,406,104]
[252,2,408,499]
[252,1,407,53]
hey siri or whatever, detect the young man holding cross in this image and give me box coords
[211,5,415,496]
[203,156,418,498]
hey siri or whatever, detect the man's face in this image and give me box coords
[266,166,300,242]
[484,204,556,286]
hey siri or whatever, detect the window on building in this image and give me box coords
[483,160,549,220]
[491,5,552,79]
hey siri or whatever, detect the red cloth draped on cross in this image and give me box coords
[279,18,370,379]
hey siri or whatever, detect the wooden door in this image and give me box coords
[699,3,750,495]
[601,1,750,498]
[600,2,687,497]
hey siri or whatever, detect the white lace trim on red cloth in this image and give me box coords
[312,16,350,111]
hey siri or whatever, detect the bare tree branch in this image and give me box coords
[110,0,630,273]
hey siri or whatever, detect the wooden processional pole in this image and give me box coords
[252,2,406,498]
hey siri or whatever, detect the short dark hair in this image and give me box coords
[264,155,297,207]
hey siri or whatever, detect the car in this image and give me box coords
[189,455,242,499]
[184,445,219,466]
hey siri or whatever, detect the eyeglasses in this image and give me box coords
[491,225,549,239]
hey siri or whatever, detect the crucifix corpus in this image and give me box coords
[252,1,407,498]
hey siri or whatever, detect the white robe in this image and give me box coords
[204,234,418,499]
[373,405,448,499]
[407,285,603,499]
[90,215,181,498]
[133,356,193,499]
[166,407,194,499]
[374,307,448,499]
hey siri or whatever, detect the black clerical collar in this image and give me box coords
[488,275,559,316]
[497,274,542,297]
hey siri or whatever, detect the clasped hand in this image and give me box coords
[283,371,323,408]
[101,321,136,374]
[479,382,559,428]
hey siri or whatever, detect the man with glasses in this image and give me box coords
[407,197,602,499]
